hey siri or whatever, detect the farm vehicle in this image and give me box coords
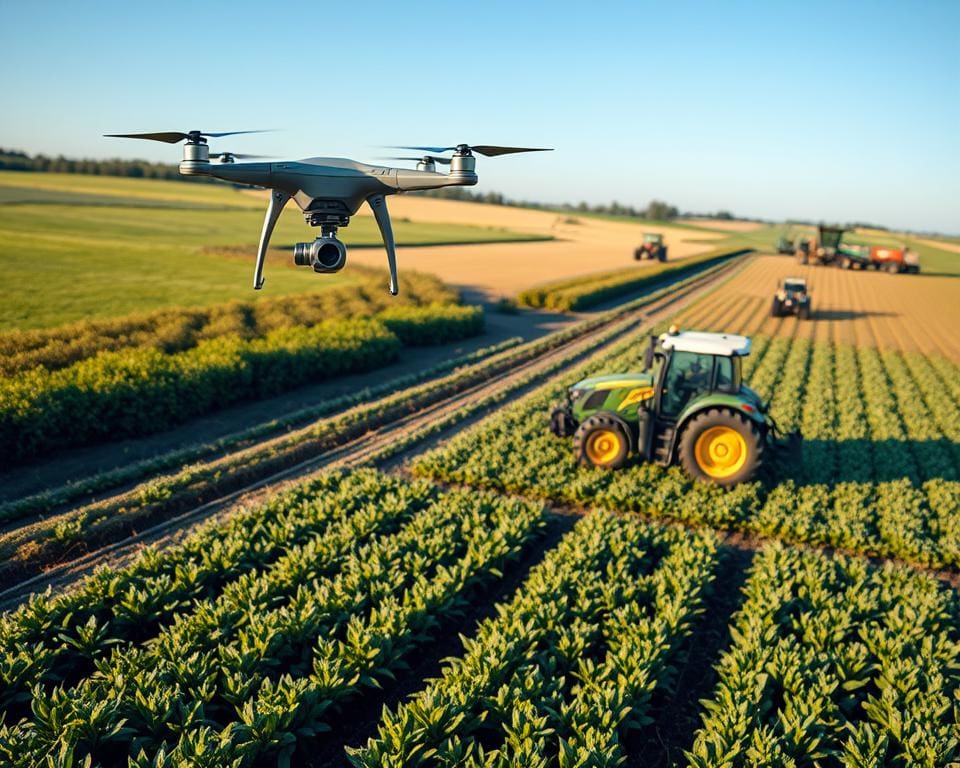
[549,327,800,486]
[837,244,921,273]
[776,236,796,255]
[771,277,811,319]
[796,225,848,266]
[634,233,668,261]
[796,225,920,274]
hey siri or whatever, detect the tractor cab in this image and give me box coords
[781,278,807,297]
[549,327,790,485]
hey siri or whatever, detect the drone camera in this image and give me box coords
[293,236,347,273]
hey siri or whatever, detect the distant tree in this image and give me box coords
[645,200,678,220]
[715,210,734,220]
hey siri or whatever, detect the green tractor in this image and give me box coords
[634,233,668,261]
[549,327,799,486]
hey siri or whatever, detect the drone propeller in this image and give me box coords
[104,129,271,144]
[382,155,452,165]
[211,152,270,161]
[392,144,553,157]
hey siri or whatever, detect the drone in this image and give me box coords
[104,130,551,294]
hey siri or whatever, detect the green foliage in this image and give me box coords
[0,319,401,461]
[0,269,456,376]
[0,469,545,767]
[685,545,960,767]
[349,512,718,767]
[517,248,751,311]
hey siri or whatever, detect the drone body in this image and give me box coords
[106,130,551,294]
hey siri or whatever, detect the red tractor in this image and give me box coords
[634,233,668,261]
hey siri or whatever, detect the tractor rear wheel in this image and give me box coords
[678,408,764,486]
[573,414,630,470]
[799,304,811,320]
[771,298,782,318]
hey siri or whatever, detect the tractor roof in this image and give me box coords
[659,329,752,357]
[783,277,807,287]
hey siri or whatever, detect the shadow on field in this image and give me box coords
[766,437,959,485]
[624,546,755,767]
[812,308,897,321]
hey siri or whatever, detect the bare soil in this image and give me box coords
[674,253,960,361]
[347,196,724,299]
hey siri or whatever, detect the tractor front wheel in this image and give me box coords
[771,298,782,318]
[798,304,811,320]
[573,414,630,470]
[678,409,764,486]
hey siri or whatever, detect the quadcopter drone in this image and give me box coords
[105,130,551,294]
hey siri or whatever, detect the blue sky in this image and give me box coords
[1,0,957,232]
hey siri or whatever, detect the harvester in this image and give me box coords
[634,233,668,261]
[797,225,848,266]
[549,327,800,486]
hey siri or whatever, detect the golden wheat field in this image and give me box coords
[675,253,960,360]
[348,196,726,297]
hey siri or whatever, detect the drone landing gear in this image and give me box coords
[367,194,398,296]
[254,190,291,290]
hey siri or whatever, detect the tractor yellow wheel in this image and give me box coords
[573,414,630,469]
[678,408,764,486]
[694,426,748,479]
[585,429,623,465]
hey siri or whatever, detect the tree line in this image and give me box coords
[3,146,741,220]
[0,148,215,183]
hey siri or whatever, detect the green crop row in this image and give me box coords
[0,304,483,462]
[0,257,737,585]
[516,247,751,311]
[0,469,546,767]
[412,328,960,569]
[349,511,718,767]
[686,545,960,767]
[0,267,456,376]
[0,337,522,525]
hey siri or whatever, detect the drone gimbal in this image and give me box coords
[104,130,551,295]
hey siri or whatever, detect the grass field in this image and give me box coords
[2,252,959,766]
[0,172,545,329]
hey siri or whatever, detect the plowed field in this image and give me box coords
[675,253,960,360]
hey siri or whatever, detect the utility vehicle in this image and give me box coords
[771,277,812,319]
[549,327,799,485]
[634,233,668,261]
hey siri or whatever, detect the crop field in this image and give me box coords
[673,254,960,360]
[344,195,746,299]
[1,247,958,766]
[0,172,545,329]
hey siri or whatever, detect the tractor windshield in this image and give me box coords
[661,350,713,417]
[784,280,805,294]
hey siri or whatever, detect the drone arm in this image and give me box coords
[254,189,291,290]
[367,194,398,295]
